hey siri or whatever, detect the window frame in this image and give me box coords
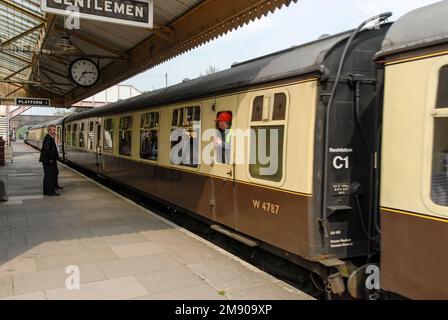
[170,105,202,170]
[247,89,290,187]
[139,110,160,163]
[102,117,115,154]
[118,114,133,157]
[422,61,448,217]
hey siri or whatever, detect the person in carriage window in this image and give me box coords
[214,112,233,164]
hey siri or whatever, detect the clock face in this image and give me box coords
[69,58,99,87]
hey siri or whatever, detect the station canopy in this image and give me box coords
[0,0,298,108]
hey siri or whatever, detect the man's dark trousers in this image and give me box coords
[39,133,59,195]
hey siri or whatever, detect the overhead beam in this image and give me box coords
[55,25,128,59]
[65,0,299,105]
[2,64,31,80]
[9,106,31,119]
[0,23,45,48]
[0,0,47,23]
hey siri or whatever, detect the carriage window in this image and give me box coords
[140,112,159,161]
[79,123,85,149]
[170,106,201,167]
[72,123,77,147]
[251,96,264,122]
[103,118,114,153]
[431,117,448,206]
[119,116,132,156]
[249,126,284,182]
[66,125,71,146]
[436,66,448,108]
[249,92,288,183]
[272,93,287,121]
[88,121,95,151]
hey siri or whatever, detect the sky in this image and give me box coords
[123,0,442,92]
[25,0,441,115]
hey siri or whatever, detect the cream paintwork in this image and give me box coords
[381,55,448,219]
[62,78,318,195]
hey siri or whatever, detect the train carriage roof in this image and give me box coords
[376,0,448,58]
[66,29,355,122]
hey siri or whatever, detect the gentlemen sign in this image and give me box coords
[41,0,153,28]
[15,98,51,107]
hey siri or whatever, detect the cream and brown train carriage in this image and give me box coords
[376,1,448,300]
[61,22,392,297]
[26,118,64,154]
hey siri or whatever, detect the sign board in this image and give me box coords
[15,98,51,107]
[41,0,153,28]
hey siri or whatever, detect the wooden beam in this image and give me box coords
[55,25,128,59]
[0,23,45,48]
[0,0,47,23]
[2,64,31,81]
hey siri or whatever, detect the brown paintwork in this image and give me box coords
[381,208,448,299]
[65,147,315,259]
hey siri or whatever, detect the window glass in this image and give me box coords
[88,121,95,150]
[249,126,284,182]
[103,119,114,153]
[436,66,448,108]
[251,96,264,122]
[170,107,200,167]
[140,112,159,161]
[79,123,85,149]
[119,116,132,156]
[272,93,287,121]
[66,125,71,146]
[215,111,233,164]
[72,123,77,147]
[431,117,448,206]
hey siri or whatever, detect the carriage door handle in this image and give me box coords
[226,170,233,176]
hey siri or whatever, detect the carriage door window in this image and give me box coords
[140,112,159,161]
[66,125,71,146]
[431,66,448,206]
[79,123,85,149]
[119,116,133,156]
[72,124,77,148]
[88,121,95,151]
[170,106,201,167]
[249,93,287,183]
[103,118,114,153]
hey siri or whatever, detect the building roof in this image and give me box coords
[377,0,448,58]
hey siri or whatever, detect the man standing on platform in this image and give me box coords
[39,125,63,196]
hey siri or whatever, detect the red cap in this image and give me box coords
[216,112,232,123]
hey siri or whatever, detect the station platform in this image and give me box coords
[0,142,313,300]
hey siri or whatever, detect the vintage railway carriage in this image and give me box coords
[26,118,64,154]
[62,23,390,295]
[376,2,448,300]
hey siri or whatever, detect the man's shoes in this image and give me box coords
[46,192,60,197]
[56,186,64,190]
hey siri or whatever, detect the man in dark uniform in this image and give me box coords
[39,125,62,196]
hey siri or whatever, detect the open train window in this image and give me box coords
[170,106,201,167]
[103,118,114,153]
[436,66,448,108]
[140,112,159,161]
[88,121,95,151]
[119,116,133,157]
[249,92,288,183]
[79,123,85,149]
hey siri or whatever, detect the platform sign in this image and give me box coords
[15,98,51,107]
[41,0,153,28]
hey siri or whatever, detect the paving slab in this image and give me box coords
[0,142,313,300]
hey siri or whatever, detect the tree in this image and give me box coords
[200,65,219,77]
[54,109,74,117]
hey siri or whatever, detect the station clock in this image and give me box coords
[68,58,100,87]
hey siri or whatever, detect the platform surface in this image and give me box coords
[0,142,313,300]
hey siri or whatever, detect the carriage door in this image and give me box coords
[211,96,238,229]
[95,120,102,170]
